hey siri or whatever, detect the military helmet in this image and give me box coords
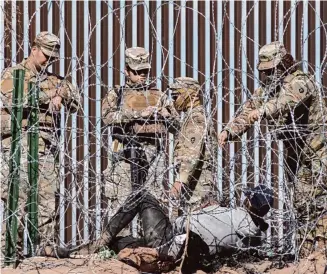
[34,31,60,58]
[168,77,201,111]
[168,77,201,91]
[125,47,151,70]
[257,41,288,71]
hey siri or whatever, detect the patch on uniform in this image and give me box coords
[186,133,201,147]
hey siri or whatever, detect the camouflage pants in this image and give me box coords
[185,161,217,206]
[0,137,59,261]
[292,145,327,256]
[174,128,218,212]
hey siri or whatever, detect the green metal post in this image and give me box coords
[5,69,25,265]
[27,82,39,256]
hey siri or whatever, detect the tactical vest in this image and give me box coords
[112,85,167,140]
[1,66,61,139]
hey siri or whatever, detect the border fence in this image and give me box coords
[1,0,327,253]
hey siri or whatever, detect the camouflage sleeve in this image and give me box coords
[38,75,80,112]
[162,94,179,119]
[0,67,30,109]
[60,80,80,113]
[102,89,137,125]
[224,88,263,140]
[174,110,206,186]
[0,68,15,108]
[0,113,10,136]
[37,75,60,105]
[102,89,118,125]
[258,76,315,119]
[1,68,13,81]
[156,94,180,132]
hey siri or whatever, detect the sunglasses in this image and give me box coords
[129,68,150,76]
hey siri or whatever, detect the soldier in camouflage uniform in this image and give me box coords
[0,32,79,260]
[168,77,217,210]
[90,47,177,251]
[217,41,327,256]
[102,47,177,196]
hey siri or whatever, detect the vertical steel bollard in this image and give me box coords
[5,69,25,265]
[27,82,39,256]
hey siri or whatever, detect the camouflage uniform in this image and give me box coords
[0,32,79,258]
[101,47,178,210]
[169,77,217,207]
[222,41,327,256]
[73,47,179,253]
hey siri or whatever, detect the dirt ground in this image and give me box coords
[1,252,326,274]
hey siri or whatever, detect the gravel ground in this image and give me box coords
[1,251,326,274]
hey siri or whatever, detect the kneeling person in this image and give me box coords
[82,185,273,272]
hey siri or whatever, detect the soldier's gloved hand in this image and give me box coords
[169,181,183,200]
[248,109,261,123]
[49,95,62,112]
[46,85,67,99]
[140,106,157,118]
[217,130,229,148]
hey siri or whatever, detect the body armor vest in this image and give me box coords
[113,85,167,140]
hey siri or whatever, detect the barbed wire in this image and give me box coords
[1,0,327,273]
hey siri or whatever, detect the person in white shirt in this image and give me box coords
[74,184,273,273]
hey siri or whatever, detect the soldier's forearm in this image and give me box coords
[102,110,135,125]
[178,171,190,185]
[259,97,299,118]
[224,118,253,140]
[103,112,121,125]
[177,155,203,186]
[223,96,262,140]
[38,88,64,105]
